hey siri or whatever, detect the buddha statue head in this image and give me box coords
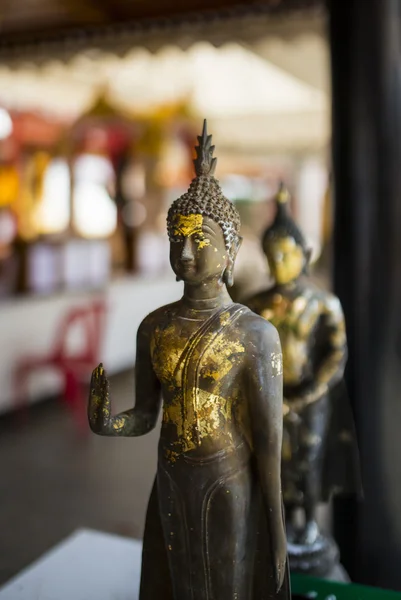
[262,183,311,285]
[167,120,241,287]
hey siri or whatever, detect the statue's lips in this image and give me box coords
[178,261,196,271]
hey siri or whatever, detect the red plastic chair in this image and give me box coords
[13,298,107,432]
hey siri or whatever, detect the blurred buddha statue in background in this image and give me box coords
[246,184,360,577]
[88,122,290,599]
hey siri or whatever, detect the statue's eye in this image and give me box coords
[171,236,183,243]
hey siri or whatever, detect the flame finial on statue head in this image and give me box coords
[167,119,241,253]
[193,119,217,177]
[263,181,308,253]
[276,181,290,206]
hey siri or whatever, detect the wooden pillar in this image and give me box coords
[329,0,401,588]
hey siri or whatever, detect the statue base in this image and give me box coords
[288,534,342,578]
[326,563,350,583]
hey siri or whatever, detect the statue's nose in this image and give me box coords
[181,237,194,262]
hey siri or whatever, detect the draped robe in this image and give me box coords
[139,303,291,600]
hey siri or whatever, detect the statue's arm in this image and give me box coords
[292,295,347,411]
[247,321,286,592]
[88,318,161,437]
[316,295,347,388]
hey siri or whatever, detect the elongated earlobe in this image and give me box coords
[223,268,234,287]
[223,238,241,288]
[304,247,313,275]
[176,275,181,282]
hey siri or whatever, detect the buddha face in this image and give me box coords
[264,235,305,285]
[169,213,232,285]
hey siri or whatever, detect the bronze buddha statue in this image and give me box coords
[246,184,360,576]
[88,122,290,599]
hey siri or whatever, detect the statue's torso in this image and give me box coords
[150,304,252,462]
[251,285,324,391]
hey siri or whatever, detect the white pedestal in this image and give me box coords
[0,529,143,600]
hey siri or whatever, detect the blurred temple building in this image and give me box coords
[0,0,331,412]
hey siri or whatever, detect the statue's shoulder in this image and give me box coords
[322,292,344,320]
[308,284,343,316]
[237,306,279,349]
[139,301,181,334]
[299,282,344,327]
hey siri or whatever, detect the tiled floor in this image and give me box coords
[0,370,159,585]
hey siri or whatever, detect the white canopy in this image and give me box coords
[0,38,329,152]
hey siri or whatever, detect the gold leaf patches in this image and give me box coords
[112,416,127,432]
[172,214,203,237]
[201,336,245,384]
[171,214,211,249]
[151,323,187,389]
[162,388,233,455]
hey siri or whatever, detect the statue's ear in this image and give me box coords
[224,236,242,288]
[304,247,313,272]
[223,268,234,288]
[232,235,243,258]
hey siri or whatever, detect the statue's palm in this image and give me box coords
[88,363,111,433]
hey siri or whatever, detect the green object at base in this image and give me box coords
[291,574,401,599]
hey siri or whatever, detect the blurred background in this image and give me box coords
[0,0,400,595]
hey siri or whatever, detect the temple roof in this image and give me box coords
[0,0,324,63]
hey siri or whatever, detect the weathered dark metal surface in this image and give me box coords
[246,185,360,576]
[88,121,290,598]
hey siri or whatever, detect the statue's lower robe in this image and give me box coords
[139,450,290,600]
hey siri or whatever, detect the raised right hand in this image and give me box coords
[88,363,111,434]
